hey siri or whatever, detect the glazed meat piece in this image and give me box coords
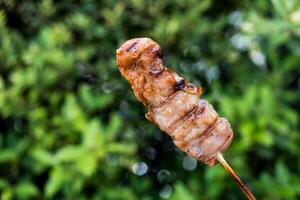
[116,38,233,166]
[185,118,233,165]
[143,70,178,107]
[149,91,199,133]
[172,100,219,149]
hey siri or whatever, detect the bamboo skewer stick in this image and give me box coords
[216,152,256,200]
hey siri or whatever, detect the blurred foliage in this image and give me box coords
[0,0,299,199]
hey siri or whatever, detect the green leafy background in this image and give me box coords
[0,0,299,199]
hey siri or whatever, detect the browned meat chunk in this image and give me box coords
[116,38,233,166]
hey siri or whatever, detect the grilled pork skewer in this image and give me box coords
[116,38,256,200]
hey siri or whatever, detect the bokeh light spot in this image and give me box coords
[182,156,197,171]
[132,162,148,176]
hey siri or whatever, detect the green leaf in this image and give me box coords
[106,113,122,137]
[256,131,274,147]
[30,147,53,166]
[275,162,290,185]
[79,84,114,111]
[45,166,65,198]
[54,145,84,163]
[62,94,86,131]
[15,181,39,199]
[83,119,103,149]
[106,143,136,155]
[271,0,289,19]
[1,188,13,200]
[170,182,195,200]
[76,153,97,177]
[0,149,16,163]
[0,178,9,189]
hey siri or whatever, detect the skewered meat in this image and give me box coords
[116,38,233,166]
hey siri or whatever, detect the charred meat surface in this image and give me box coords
[116,38,233,166]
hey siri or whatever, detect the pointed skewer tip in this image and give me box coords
[216,152,256,200]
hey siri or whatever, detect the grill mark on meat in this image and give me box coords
[150,46,164,58]
[169,104,205,140]
[178,106,218,150]
[181,102,216,143]
[189,119,233,165]
[190,102,206,119]
[134,43,158,68]
[168,103,199,133]
[126,41,138,52]
[142,46,165,75]
[150,66,166,78]
[148,88,178,109]
[193,117,219,144]
[217,130,233,153]
[141,68,176,107]
[131,44,163,105]
[152,68,165,76]
[203,129,233,166]
[172,101,207,133]
[146,73,198,109]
